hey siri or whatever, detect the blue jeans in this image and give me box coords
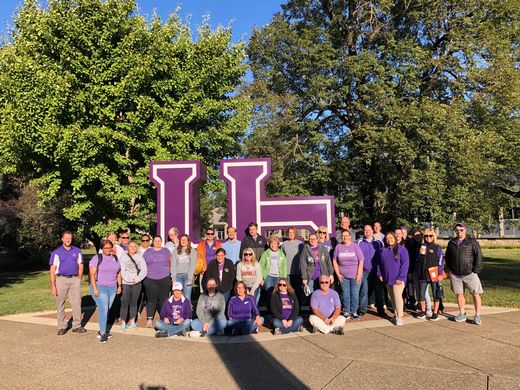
[340,277,361,314]
[174,273,192,302]
[227,317,264,335]
[264,275,279,310]
[272,316,304,334]
[90,284,117,333]
[359,271,370,313]
[191,318,227,335]
[155,319,191,336]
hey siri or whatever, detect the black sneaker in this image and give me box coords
[97,331,112,339]
[311,326,318,334]
[155,330,168,338]
[179,329,188,337]
[429,313,440,321]
[200,330,206,337]
[99,333,109,343]
[416,311,426,319]
[333,327,344,335]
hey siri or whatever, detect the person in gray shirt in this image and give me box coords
[171,234,197,301]
[191,278,227,336]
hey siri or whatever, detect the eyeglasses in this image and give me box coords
[206,232,214,236]
[141,239,150,242]
[424,235,434,238]
[244,253,253,256]
[320,281,330,285]
[278,283,287,287]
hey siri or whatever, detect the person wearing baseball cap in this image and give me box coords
[154,281,192,337]
[444,222,484,325]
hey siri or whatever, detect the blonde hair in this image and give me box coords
[269,234,280,244]
[423,228,437,244]
[318,226,330,241]
[241,247,257,264]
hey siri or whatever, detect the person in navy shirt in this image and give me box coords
[49,231,85,335]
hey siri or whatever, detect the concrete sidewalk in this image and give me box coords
[1,306,520,389]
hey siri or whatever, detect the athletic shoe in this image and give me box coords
[200,330,206,337]
[311,326,318,334]
[97,331,112,339]
[390,315,397,323]
[343,312,351,320]
[334,327,345,335]
[416,312,426,320]
[351,313,360,321]
[179,329,188,337]
[129,322,137,329]
[454,312,467,322]
[395,318,404,326]
[72,327,86,333]
[99,333,109,343]
[473,315,481,326]
[155,330,168,338]
[426,310,433,317]
[274,328,281,336]
[57,328,67,336]
[298,326,303,332]
[120,323,127,331]
[429,313,439,321]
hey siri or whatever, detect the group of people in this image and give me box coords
[49,218,484,343]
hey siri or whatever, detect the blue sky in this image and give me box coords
[0,0,283,42]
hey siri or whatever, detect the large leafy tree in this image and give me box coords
[246,0,519,230]
[0,0,249,248]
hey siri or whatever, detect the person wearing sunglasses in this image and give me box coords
[309,275,345,334]
[259,235,288,311]
[415,229,443,321]
[317,226,333,253]
[444,223,484,325]
[118,231,131,252]
[196,227,222,273]
[236,247,263,304]
[376,232,409,326]
[270,278,303,335]
[137,234,151,256]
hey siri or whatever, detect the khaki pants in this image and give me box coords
[388,283,405,318]
[309,314,346,334]
[55,276,82,329]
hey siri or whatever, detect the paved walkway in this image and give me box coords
[1,305,520,389]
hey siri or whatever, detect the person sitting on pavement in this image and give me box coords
[89,239,122,343]
[227,281,264,335]
[191,278,227,337]
[309,275,346,335]
[270,277,304,335]
[377,232,409,326]
[416,229,444,321]
[155,282,192,338]
[444,222,484,325]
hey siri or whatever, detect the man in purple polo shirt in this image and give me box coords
[49,231,86,335]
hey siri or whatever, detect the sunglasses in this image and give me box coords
[206,232,214,236]
[424,235,434,238]
[120,236,129,239]
[278,283,287,287]
[320,281,330,285]
[244,253,253,256]
[141,239,150,242]
[318,231,327,234]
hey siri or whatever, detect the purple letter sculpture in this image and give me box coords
[149,158,335,241]
[149,161,206,241]
[220,158,335,240]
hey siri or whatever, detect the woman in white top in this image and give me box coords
[236,247,263,304]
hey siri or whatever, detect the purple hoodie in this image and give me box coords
[227,295,259,321]
[159,296,192,323]
[377,245,409,285]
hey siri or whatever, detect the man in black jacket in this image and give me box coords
[239,222,267,260]
[444,223,484,325]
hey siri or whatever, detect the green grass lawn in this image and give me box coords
[0,248,518,316]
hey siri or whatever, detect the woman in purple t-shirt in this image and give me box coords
[333,230,364,320]
[89,239,122,343]
[143,236,172,328]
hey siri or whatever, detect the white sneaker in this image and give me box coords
[396,318,404,326]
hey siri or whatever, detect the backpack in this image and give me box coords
[89,253,119,284]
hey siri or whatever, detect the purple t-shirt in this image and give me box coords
[89,254,120,287]
[143,247,170,280]
[49,245,83,276]
[205,241,217,265]
[310,289,341,318]
[280,293,293,320]
[334,243,364,278]
[310,246,321,280]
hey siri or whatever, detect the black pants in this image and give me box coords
[143,276,171,320]
[289,274,303,310]
[120,283,142,322]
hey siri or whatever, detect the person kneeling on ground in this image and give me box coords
[309,275,346,335]
[155,282,192,337]
[191,278,227,337]
[270,277,304,335]
[227,281,264,335]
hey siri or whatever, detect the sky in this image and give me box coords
[0,0,284,42]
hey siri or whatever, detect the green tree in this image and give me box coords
[0,0,249,249]
[246,0,519,231]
